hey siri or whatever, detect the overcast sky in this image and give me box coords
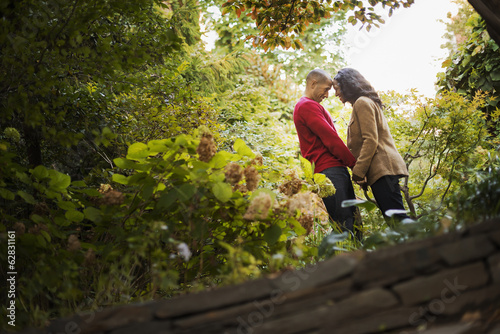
[343,0,460,97]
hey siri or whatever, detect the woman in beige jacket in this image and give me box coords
[332,68,410,221]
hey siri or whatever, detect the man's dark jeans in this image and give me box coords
[320,166,358,235]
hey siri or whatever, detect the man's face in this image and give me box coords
[311,79,332,103]
[332,80,346,104]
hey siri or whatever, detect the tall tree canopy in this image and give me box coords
[1,0,184,168]
[220,0,415,50]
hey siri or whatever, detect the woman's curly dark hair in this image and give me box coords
[334,68,383,108]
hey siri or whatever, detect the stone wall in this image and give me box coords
[27,219,500,334]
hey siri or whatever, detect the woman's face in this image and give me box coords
[332,80,346,104]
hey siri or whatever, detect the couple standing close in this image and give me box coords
[293,68,410,239]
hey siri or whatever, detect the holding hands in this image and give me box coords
[352,173,368,191]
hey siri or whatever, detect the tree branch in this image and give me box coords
[282,0,297,32]
[401,176,416,218]
[36,0,81,71]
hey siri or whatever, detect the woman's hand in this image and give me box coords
[352,174,368,191]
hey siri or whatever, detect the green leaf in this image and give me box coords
[54,215,70,227]
[127,173,153,186]
[175,135,188,147]
[233,138,256,158]
[57,201,76,211]
[20,234,37,247]
[31,165,49,180]
[176,184,196,201]
[112,173,129,185]
[114,158,139,170]
[156,183,166,192]
[30,214,47,224]
[65,210,84,223]
[141,184,155,200]
[218,241,234,253]
[318,231,349,258]
[341,199,377,211]
[71,180,86,187]
[289,219,307,236]
[127,142,149,159]
[209,151,239,168]
[0,188,15,200]
[490,71,500,81]
[84,207,102,223]
[191,161,210,173]
[15,171,31,185]
[363,233,386,249]
[300,156,313,181]
[40,230,51,243]
[264,225,282,244]
[212,182,233,202]
[157,190,177,209]
[48,170,71,191]
[147,139,170,153]
[249,188,276,204]
[36,234,47,247]
[17,190,36,204]
[209,152,228,169]
[209,171,225,183]
[313,173,327,184]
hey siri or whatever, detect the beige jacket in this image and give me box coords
[347,96,408,186]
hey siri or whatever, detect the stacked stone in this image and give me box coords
[29,219,500,334]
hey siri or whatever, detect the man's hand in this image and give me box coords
[352,174,368,191]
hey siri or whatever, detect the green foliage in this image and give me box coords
[208,2,348,82]
[439,0,475,56]
[216,53,304,179]
[437,13,500,129]
[2,0,500,330]
[110,66,225,146]
[0,0,186,166]
[448,155,500,225]
[0,132,322,328]
[264,17,348,84]
[219,0,415,50]
[0,0,255,182]
[326,88,496,250]
[299,156,336,198]
[317,231,350,258]
[380,90,491,217]
[350,156,500,251]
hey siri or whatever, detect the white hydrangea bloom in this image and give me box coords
[177,243,192,261]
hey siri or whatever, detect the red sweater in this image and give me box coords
[293,97,356,173]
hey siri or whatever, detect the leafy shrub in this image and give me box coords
[447,156,500,226]
[0,129,333,329]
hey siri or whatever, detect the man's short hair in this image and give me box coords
[306,69,332,86]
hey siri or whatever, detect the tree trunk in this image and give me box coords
[23,124,43,167]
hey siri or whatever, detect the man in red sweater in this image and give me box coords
[293,69,359,236]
